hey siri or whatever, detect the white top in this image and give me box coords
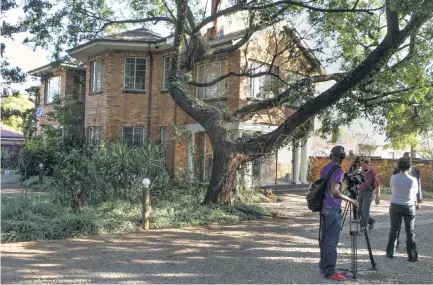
[390,173,419,206]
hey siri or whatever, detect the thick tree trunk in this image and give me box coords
[203,151,242,205]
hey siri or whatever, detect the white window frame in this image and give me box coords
[196,61,227,99]
[124,57,146,91]
[248,60,279,100]
[163,56,170,90]
[72,73,85,100]
[90,59,104,92]
[45,76,61,104]
[122,127,145,146]
[88,126,102,147]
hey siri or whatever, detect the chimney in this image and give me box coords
[207,0,220,40]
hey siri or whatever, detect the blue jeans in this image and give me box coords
[319,205,342,278]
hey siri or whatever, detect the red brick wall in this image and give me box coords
[308,156,433,191]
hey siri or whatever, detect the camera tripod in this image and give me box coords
[337,201,377,279]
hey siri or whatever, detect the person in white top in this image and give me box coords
[386,157,419,262]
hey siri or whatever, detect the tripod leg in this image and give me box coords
[364,231,377,270]
[342,202,349,230]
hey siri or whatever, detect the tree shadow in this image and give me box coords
[2,194,433,284]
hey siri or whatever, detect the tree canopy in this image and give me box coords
[14,0,433,203]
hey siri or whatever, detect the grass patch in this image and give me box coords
[1,194,268,243]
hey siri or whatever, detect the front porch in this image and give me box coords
[184,122,311,189]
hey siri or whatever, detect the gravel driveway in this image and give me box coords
[1,194,433,284]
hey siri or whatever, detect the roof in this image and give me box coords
[67,28,167,54]
[1,129,25,139]
[28,62,85,77]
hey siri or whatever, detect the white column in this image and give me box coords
[188,132,195,178]
[300,137,309,184]
[292,140,301,184]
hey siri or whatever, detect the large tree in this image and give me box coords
[19,0,433,204]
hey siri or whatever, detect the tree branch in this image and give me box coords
[188,71,281,87]
[233,73,347,119]
[237,11,432,157]
[356,87,412,103]
[98,17,177,32]
[192,0,383,34]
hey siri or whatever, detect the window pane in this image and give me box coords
[163,57,170,89]
[123,127,134,145]
[124,59,135,89]
[133,127,144,145]
[161,127,168,154]
[47,76,61,103]
[135,69,146,90]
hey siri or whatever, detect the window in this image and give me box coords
[163,56,170,90]
[197,62,227,99]
[124,57,146,91]
[72,73,85,100]
[90,59,104,92]
[248,60,279,99]
[87,126,102,147]
[122,127,144,146]
[45,76,61,104]
[161,127,168,155]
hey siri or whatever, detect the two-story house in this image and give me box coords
[29,2,322,187]
[28,62,86,136]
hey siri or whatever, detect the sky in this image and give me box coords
[2,1,391,147]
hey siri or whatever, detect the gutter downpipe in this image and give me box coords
[147,44,153,145]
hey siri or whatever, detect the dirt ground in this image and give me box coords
[1,193,433,284]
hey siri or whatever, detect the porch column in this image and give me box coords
[300,137,310,184]
[292,140,301,184]
[188,132,195,178]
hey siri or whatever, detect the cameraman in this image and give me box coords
[359,157,381,231]
[318,146,358,281]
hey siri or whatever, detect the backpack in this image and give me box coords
[306,165,342,212]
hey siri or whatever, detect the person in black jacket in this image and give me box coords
[393,152,422,248]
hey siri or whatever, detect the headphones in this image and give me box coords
[329,145,346,160]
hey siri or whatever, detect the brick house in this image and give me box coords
[29,11,322,186]
[28,63,86,135]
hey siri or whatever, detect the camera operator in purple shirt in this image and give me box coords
[318,146,358,281]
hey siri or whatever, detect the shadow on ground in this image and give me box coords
[2,194,433,284]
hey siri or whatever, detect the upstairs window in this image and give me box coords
[90,59,104,92]
[248,60,279,100]
[163,56,170,90]
[124,57,146,91]
[122,127,144,146]
[197,62,227,99]
[45,76,61,104]
[72,73,85,100]
[88,126,102,147]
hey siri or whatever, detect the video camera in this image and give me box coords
[346,169,365,199]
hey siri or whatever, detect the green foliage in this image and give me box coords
[1,94,34,131]
[18,136,64,179]
[48,141,171,210]
[1,194,267,243]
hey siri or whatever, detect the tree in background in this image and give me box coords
[18,0,433,204]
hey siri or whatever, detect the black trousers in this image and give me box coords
[386,203,417,261]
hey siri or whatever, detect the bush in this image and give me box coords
[1,194,267,243]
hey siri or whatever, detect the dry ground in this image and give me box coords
[2,193,433,284]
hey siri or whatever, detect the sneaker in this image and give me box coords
[327,273,346,281]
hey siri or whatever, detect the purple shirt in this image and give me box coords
[320,162,345,209]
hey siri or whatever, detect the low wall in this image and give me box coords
[308,156,433,192]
